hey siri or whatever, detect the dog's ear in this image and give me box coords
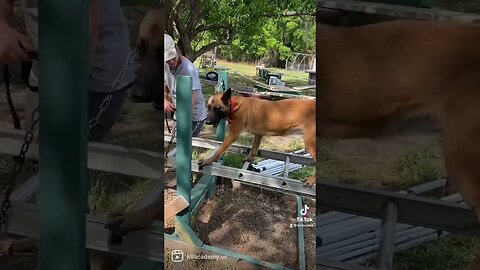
[221,88,232,104]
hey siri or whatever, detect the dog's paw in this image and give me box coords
[198,158,214,169]
[105,213,128,235]
[242,156,254,163]
[106,210,155,240]
[105,213,128,244]
[303,177,316,187]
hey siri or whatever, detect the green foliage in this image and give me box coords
[221,14,315,64]
[166,0,315,64]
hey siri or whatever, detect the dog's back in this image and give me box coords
[317,20,480,131]
[232,96,315,135]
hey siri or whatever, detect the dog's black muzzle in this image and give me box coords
[205,110,226,127]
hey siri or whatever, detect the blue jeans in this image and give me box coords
[192,120,205,137]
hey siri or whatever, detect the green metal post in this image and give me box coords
[215,69,228,141]
[175,75,193,225]
[210,69,228,195]
[38,0,88,269]
[173,76,203,246]
[297,196,306,270]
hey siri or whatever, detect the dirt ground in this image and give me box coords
[162,115,317,269]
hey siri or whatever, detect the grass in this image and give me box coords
[236,135,255,146]
[286,139,305,152]
[196,59,310,89]
[362,235,480,270]
[88,171,154,216]
[223,152,245,168]
[385,146,439,189]
[289,167,315,181]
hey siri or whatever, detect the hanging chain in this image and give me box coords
[0,49,137,236]
[164,123,176,171]
[88,49,138,130]
[0,108,39,235]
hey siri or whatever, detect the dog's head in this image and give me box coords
[205,88,233,127]
[129,8,164,105]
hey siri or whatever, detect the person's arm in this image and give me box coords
[0,0,13,23]
[164,81,175,112]
[0,0,34,63]
[164,82,170,100]
[88,0,100,66]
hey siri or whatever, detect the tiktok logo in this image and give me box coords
[301,204,309,216]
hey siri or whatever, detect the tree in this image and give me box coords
[165,0,315,63]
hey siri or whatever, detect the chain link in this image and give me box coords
[88,49,138,130]
[0,49,137,236]
[164,124,176,171]
[0,108,39,235]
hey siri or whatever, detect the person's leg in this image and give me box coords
[85,90,127,269]
[87,90,128,142]
[192,120,205,138]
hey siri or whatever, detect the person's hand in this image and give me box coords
[0,21,35,64]
[164,99,175,112]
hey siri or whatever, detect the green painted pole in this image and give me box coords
[215,69,228,141]
[175,75,193,225]
[38,0,88,269]
[297,196,306,270]
[210,69,228,194]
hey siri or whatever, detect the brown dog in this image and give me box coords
[315,19,480,268]
[198,88,316,186]
[105,7,164,238]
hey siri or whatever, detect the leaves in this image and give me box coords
[166,0,315,64]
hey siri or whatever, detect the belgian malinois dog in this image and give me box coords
[198,88,316,186]
[315,19,480,269]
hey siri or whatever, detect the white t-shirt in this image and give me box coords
[164,57,207,122]
[20,0,137,93]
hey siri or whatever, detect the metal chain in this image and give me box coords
[164,123,176,170]
[0,49,137,236]
[0,108,39,235]
[88,49,138,130]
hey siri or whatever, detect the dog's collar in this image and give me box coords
[226,98,235,123]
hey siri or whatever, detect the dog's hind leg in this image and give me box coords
[303,124,316,187]
[467,252,480,270]
[245,135,264,162]
[442,96,480,224]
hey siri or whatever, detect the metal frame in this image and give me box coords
[0,137,166,263]
[316,179,479,235]
[316,189,462,264]
[166,157,315,198]
[164,133,315,165]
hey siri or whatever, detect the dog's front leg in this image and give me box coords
[198,127,242,168]
[245,135,263,162]
[106,196,163,237]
